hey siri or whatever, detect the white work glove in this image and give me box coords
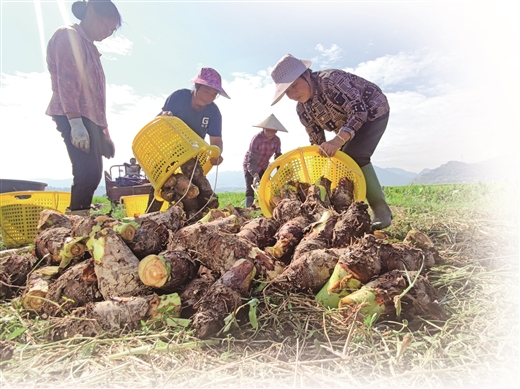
[252,173,260,187]
[69,118,90,152]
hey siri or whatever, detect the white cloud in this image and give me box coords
[312,44,344,69]
[95,34,133,56]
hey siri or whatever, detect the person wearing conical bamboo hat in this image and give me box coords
[243,114,288,208]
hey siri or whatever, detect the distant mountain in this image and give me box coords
[412,154,517,184]
[374,166,417,186]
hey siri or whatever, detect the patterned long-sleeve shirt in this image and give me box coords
[242,131,282,174]
[296,69,389,145]
[45,24,107,128]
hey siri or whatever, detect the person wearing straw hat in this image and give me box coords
[147,67,230,212]
[270,54,392,230]
[243,114,288,208]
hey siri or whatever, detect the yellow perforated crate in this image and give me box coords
[132,116,221,202]
[0,191,71,248]
[258,146,366,217]
[121,194,168,217]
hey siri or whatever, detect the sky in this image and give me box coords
[0,0,519,184]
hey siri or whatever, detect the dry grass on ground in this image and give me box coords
[0,182,518,388]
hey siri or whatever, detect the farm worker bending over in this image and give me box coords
[243,114,287,208]
[45,0,121,216]
[147,67,230,212]
[270,54,392,230]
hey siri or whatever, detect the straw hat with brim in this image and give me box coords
[190,67,230,99]
[270,54,312,106]
[253,114,288,133]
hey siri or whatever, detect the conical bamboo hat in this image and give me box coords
[252,114,288,132]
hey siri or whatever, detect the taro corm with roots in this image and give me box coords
[181,158,219,209]
[272,184,303,224]
[87,228,152,300]
[330,176,355,214]
[237,216,280,249]
[267,248,344,294]
[264,215,311,264]
[169,218,284,280]
[191,258,256,338]
[138,250,199,293]
[338,269,446,322]
[331,201,372,248]
[41,259,102,317]
[292,210,338,259]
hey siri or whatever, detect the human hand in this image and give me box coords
[69,118,90,152]
[318,135,346,157]
[102,129,115,159]
[210,156,224,166]
[252,173,260,187]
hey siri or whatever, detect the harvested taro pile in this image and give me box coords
[0,176,447,340]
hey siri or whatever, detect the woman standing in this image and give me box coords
[46,0,121,216]
[270,54,392,230]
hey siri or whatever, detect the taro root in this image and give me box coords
[317,234,444,309]
[293,210,338,259]
[338,269,446,321]
[403,229,444,266]
[265,216,310,264]
[301,184,331,222]
[330,177,355,214]
[180,274,216,318]
[181,158,219,209]
[191,258,256,338]
[127,205,184,259]
[34,227,87,268]
[267,248,344,294]
[316,234,381,308]
[272,185,303,224]
[169,220,284,280]
[0,253,38,300]
[87,228,152,300]
[22,266,60,312]
[332,201,372,248]
[237,217,280,249]
[49,293,182,339]
[174,174,200,199]
[36,209,78,232]
[138,250,198,293]
[71,215,138,243]
[41,259,102,317]
[379,240,442,274]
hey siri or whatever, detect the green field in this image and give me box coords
[0,181,518,388]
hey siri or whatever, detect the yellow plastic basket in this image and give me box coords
[132,116,221,202]
[120,194,168,217]
[257,146,366,217]
[0,191,71,249]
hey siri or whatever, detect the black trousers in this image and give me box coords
[244,169,265,198]
[54,115,103,211]
[341,113,389,168]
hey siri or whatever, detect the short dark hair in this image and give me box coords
[72,0,122,28]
